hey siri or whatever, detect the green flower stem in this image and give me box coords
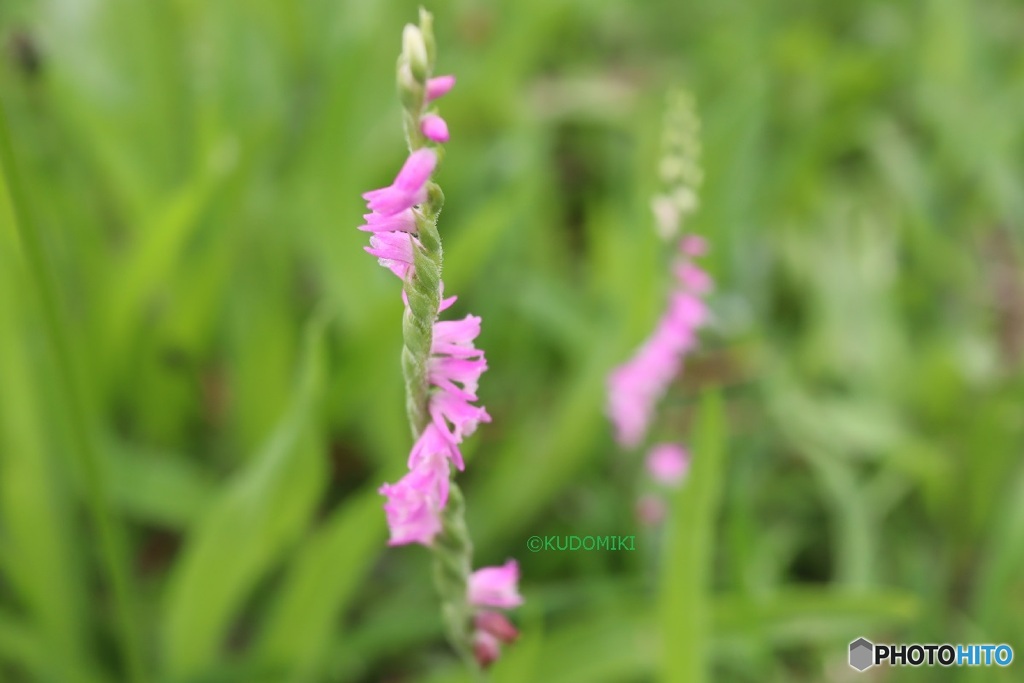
[431,482,477,670]
[402,183,442,436]
[0,101,146,682]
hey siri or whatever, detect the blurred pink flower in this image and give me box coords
[681,234,707,256]
[468,560,523,609]
[475,611,519,643]
[473,630,501,669]
[646,443,690,486]
[675,261,712,294]
[636,494,667,526]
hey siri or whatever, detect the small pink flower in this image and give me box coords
[430,389,491,444]
[681,234,707,256]
[646,443,690,486]
[426,74,456,102]
[362,148,437,216]
[421,114,450,142]
[379,449,450,546]
[430,355,487,400]
[607,330,681,448]
[408,421,465,471]
[468,560,523,609]
[473,630,501,669]
[432,315,484,358]
[365,232,419,279]
[636,494,667,526]
[358,209,418,233]
[666,291,708,330]
[475,611,519,643]
[675,261,712,294]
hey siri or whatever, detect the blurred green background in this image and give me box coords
[1,0,1023,681]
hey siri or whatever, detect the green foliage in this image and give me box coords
[0,0,1023,681]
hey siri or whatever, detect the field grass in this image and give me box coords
[1,0,1023,681]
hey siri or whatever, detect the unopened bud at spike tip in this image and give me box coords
[402,24,429,82]
[419,7,437,67]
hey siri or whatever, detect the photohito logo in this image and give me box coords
[849,637,1013,671]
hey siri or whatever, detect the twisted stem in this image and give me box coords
[402,184,442,436]
[431,482,476,668]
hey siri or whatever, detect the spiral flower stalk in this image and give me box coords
[357,9,521,671]
[607,88,712,523]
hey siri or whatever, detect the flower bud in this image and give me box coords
[402,24,429,83]
[475,610,519,643]
[473,630,501,669]
[419,7,437,67]
[397,62,423,111]
[420,114,449,143]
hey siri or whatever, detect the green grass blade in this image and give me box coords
[0,94,145,683]
[161,309,330,680]
[253,487,385,682]
[660,390,725,683]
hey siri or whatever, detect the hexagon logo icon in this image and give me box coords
[849,637,874,671]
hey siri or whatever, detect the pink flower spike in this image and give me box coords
[646,443,690,486]
[468,560,523,609]
[409,421,465,471]
[379,450,450,546]
[426,74,456,102]
[421,114,450,143]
